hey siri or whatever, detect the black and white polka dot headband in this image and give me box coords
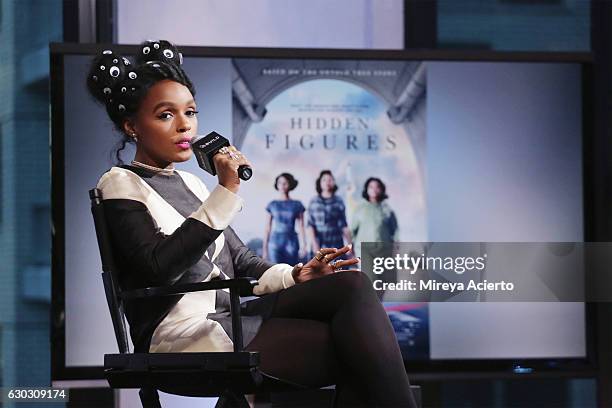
[138,39,184,66]
[88,40,184,112]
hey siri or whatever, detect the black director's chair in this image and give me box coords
[89,188,310,408]
[89,188,421,408]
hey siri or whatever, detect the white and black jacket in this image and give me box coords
[97,166,296,353]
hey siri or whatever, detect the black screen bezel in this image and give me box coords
[50,42,596,381]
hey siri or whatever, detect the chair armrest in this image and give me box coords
[121,277,257,351]
[120,277,259,300]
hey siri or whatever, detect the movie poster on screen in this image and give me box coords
[230,58,429,359]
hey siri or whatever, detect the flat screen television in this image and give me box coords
[50,43,594,380]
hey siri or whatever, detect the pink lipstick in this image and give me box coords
[176,137,193,150]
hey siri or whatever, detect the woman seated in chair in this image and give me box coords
[88,40,417,408]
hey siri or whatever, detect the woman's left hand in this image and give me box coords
[291,245,360,284]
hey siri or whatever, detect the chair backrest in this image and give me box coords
[89,188,131,354]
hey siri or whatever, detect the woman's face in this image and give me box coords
[127,80,198,167]
[277,176,290,193]
[320,173,335,193]
[367,180,383,202]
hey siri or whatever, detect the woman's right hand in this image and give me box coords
[212,146,251,194]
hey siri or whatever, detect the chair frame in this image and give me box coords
[89,187,421,408]
[89,188,304,408]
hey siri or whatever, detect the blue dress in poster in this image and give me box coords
[265,199,305,264]
[307,195,348,250]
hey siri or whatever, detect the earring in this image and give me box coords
[131,133,138,143]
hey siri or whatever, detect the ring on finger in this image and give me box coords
[330,260,341,270]
[323,254,332,263]
[228,151,239,161]
[315,252,325,261]
[218,146,229,155]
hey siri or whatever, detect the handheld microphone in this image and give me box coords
[190,131,253,181]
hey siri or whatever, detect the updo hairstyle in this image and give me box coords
[86,40,195,163]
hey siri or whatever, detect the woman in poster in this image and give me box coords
[88,40,417,407]
[351,177,399,259]
[262,173,306,264]
[307,170,353,255]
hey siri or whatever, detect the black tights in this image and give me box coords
[245,271,417,407]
